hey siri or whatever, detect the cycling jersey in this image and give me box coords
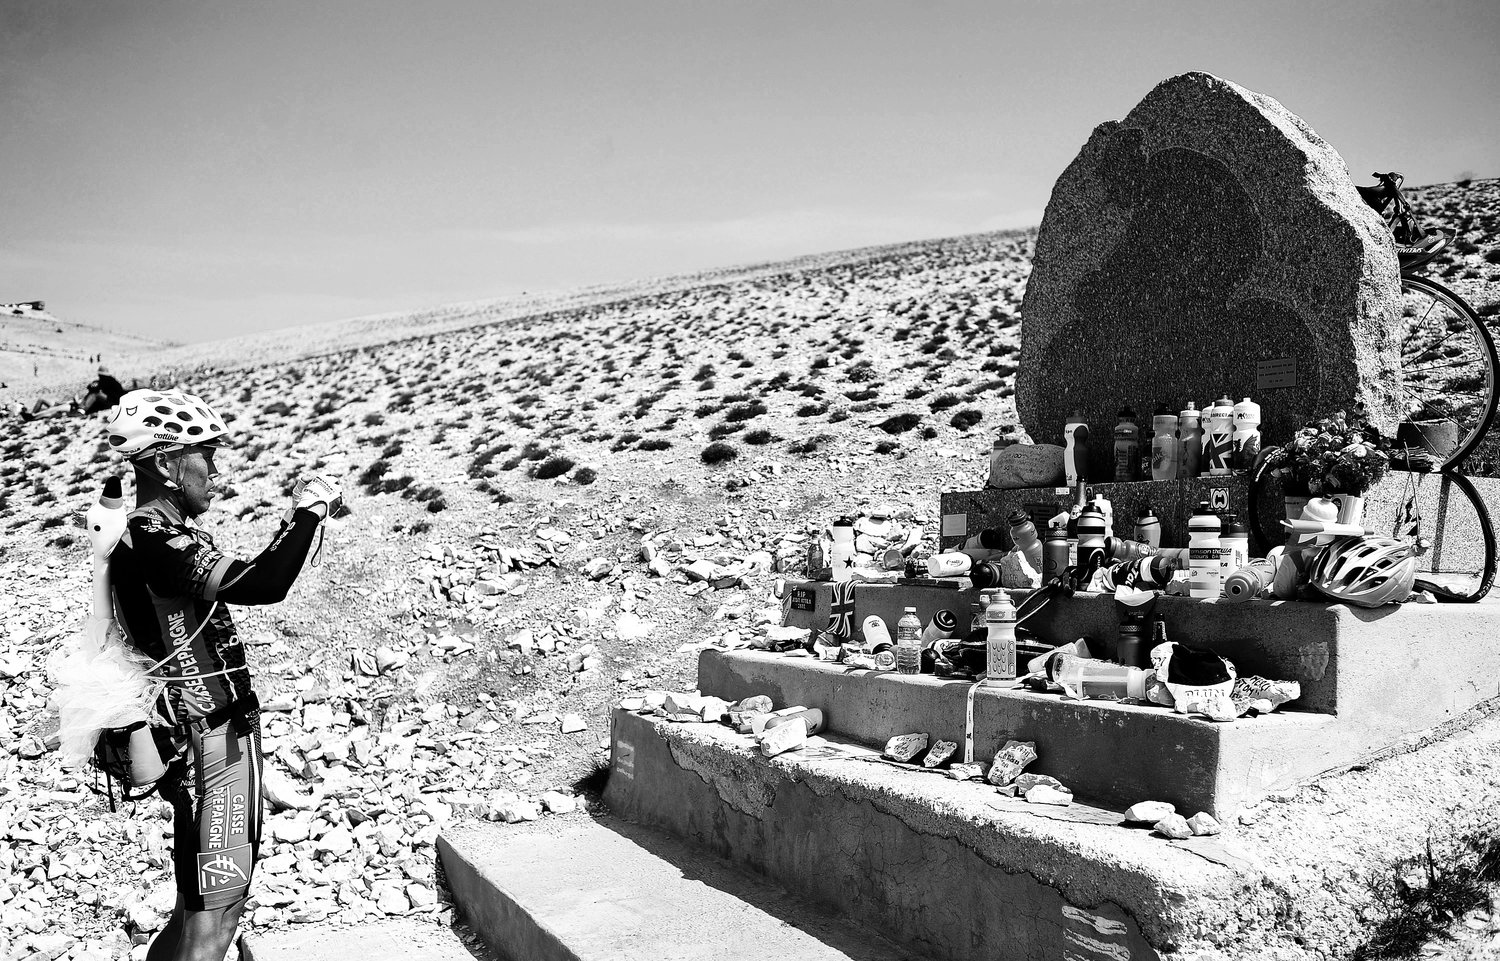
[110,496,322,911]
[110,500,322,724]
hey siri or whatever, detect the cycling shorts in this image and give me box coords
[164,708,264,911]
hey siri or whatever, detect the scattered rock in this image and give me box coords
[1025,785,1073,806]
[985,740,1038,786]
[1188,812,1222,836]
[883,733,929,764]
[1154,814,1194,839]
[1124,801,1176,824]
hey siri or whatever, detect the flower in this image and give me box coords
[1261,410,1390,496]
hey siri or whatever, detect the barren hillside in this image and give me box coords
[2,179,1498,960]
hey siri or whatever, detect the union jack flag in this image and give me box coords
[825,580,857,640]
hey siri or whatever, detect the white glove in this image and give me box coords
[294,474,344,514]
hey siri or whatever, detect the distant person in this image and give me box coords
[84,365,126,414]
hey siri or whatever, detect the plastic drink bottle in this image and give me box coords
[1223,557,1277,602]
[984,591,1018,682]
[1048,653,1150,701]
[1134,507,1161,549]
[763,707,825,736]
[925,552,973,577]
[1042,526,1069,584]
[1075,504,1108,578]
[1150,406,1178,480]
[1091,493,1114,537]
[1063,411,1090,486]
[1006,509,1044,571]
[920,609,958,645]
[1113,407,1140,482]
[896,607,922,675]
[1116,614,1148,669]
[1106,536,1158,563]
[1178,402,1203,479]
[1206,396,1236,475]
[1232,397,1262,470]
[1221,515,1249,577]
[1188,502,1223,599]
[962,528,1006,553]
[830,517,857,583]
[969,560,1004,590]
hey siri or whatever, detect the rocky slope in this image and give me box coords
[1,179,1498,961]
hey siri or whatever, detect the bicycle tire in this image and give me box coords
[1406,469,1497,602]
[1394,274,1499,470]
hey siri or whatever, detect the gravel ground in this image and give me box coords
[2,180,1498,960]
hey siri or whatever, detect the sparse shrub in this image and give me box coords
[845,360,875,383]
[951,409,984,431]
[810,357,830,370]
[359,460,390,489]
[787,434,831,455]
[612,431,641,452]
[827,408,850,424]
[724,400,767,422]
[904,387,928,400]
[382,440,405,459]
[638,438,672,451]
[878,413,921,434]
[796,403,827,418]
[875,440,899,455]
[363,412,386,427]
[701,441,738,465]
[692,364,715,382]
[532,456,576,480]
[744,429,774,445]
[708,422,743,440]
[1483,248,1500,265]
[929,394,960,412]
[921,426,939,439]
[263,401,293,416]
[695,403,719,419]
[572,467,597,485]
[846,388,878,401]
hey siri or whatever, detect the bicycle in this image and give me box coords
[1247,173,1497,601]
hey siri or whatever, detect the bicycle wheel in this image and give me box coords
[1392,274,1499,470]
[1387,468,1497,602]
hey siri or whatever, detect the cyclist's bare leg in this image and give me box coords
[146,897,247,961]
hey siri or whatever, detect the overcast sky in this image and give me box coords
[2,0,1497,344]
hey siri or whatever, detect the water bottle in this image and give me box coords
[1063,410,1090,486]
[962,528,1006,553]
[1006,509,1043,571]
[926,552,973,577]
[1106,536,1158,563]
[1091,493,1114,537]
[1076,504,1108,579]
[1221,514,1249,578]
[1150,406,1178,480]
[1134,507,1161,549]
[1048,654,1150,701]
[984,592,1018,682]
[1178,402,1202,479]
[1113,407,1140,482]
[1232,397,1262,471]
[1206,396,1235,476]
[1116,613,1148,669]
[896,607,922,675]
[830,516,857,583]
[1188,502,1223,599]
[920,609,958,646]
[1223,557,1276,602]
[1043,525,1069,584]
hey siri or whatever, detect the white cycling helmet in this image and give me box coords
[106,389,231,459]
[1307,535,1417,608]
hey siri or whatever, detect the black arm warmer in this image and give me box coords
[214,508,323,605]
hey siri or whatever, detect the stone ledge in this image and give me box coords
[605,708,1266,961]
[697,648,1337,816]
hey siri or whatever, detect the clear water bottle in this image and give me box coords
[1178,402,1203,478]
[985,592,1018,681]
[896,607,922,675]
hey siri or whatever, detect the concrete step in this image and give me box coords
[240,918,498,961]
[605,705,1272,961]
[437,816,917,961]
[700,647,1338,817]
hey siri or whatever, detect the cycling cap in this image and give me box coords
[1307,535,1417,608]
[106,389,231,459]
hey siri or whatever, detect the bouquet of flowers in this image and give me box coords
[1261,410,1391,497]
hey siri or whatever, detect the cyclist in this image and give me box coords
[103,388,342,961]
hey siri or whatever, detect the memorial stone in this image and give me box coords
[1017,72,1402,481]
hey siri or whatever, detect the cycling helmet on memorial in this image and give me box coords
[105,389,231,459]
[1307,535,1418,608]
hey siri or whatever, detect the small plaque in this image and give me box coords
[1209,487,1230,511]
[789,587,817,612]
[1258,356,1298,390]
[941,513,968,537]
